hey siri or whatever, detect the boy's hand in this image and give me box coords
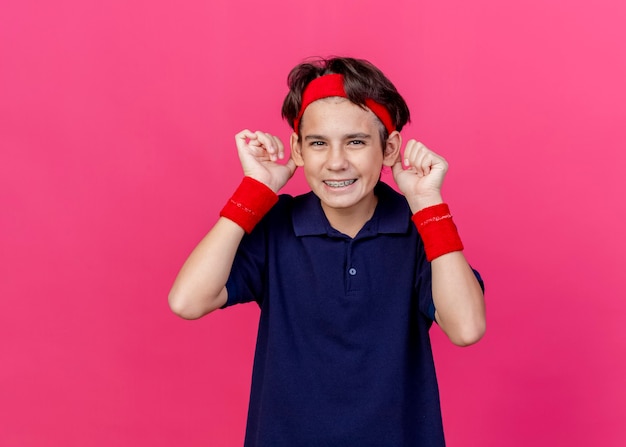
[391,140,447,212]
[235,129,297,193]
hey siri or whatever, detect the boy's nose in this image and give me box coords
[326,147,349,170]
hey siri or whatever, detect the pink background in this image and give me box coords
[1,0,625,445]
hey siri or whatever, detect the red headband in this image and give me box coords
[293,73,395,135]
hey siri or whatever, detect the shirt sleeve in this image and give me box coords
[414,253,436,322]
[412,230,435,321]
[413,247,485,323]
[223,222,268,308]
[473,268,485,293]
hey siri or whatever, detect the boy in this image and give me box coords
[169,57,486,446]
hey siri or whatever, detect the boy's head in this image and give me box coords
[281,57,411,146]
[282,57,410,227]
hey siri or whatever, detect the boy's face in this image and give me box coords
[291,97,400,223]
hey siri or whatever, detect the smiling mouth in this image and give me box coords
[323,179,356,188]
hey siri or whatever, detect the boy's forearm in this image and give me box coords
[431,251,486,346]
[168,217,245,319]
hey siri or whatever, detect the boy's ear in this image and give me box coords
[290,132,305,167]
[382,131,402,167]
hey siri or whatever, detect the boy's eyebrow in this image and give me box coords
[304,134,328,141]
[304,133,372,141]
[345,133,372,139]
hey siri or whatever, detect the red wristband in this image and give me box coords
[220,177,278,233]
[412,203,464,262]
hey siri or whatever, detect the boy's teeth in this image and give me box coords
[325,180,355,187]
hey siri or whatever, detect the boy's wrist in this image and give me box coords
[220,177,279,233]
[412,203,464,261]
[405,193,444,214]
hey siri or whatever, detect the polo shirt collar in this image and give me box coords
[292,181,410,237]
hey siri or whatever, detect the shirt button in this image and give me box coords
[349,268,357,276]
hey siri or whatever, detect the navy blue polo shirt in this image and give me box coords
[225,182,457,447]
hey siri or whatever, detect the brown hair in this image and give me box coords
[281,57,411,143]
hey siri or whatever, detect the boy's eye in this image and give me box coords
[310,141,326,147]
[349,140,365,146]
